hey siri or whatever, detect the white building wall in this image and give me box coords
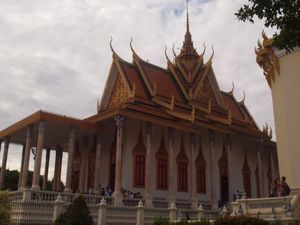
[89,117,277,203]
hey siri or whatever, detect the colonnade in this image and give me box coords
[0,121,76,192]
[0,117,276,209]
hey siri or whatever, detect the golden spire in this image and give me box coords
[186,0,190,35]
[178,0,199,59]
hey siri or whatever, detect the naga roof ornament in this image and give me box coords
[255,31,280,88]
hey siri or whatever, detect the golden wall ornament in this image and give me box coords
[107,73,134,110]
[255,31,280,88]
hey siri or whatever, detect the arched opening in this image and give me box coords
[177,140,188,192]
[156,136,168,190]
[109,139,116,189]
[255,164,260,197]
[196,140,206,193]
[218,139,229,206]
[133,126,146,187]
[242,154,252,198]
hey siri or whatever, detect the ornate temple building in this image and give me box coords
[0,10,278,210]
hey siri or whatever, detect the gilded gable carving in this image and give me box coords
[107,73,131,110]
[195,77,217,104]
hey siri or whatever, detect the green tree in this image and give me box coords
[236,0,300,51]
[0,191,15,225]
[3,170,19,191]
[53,195,94,225]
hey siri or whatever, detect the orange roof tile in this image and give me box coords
[140,62,182,101]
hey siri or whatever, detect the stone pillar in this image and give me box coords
[94,134,102,193]
[53,195,64,222]
[197,204,205,220]
[18,145,25,189]
[169,203,177,222]
[56,149,63,191]
[20,126,33,190]
[98,198,108,225]
[32,121,45,190]
[53,148,63,191]
[257,145,263,197]
[65,127,76,193]
[145,122,153,207]
[168,128,176,206]
[43,148,50,190]
[112,115,124,206]
[78,149,87,192]
[0,137,10,189]
[227,135,233,201]
[53,150,58,191]
[209,130,218,209]
[136,200,145,225]
[190,134,197,209]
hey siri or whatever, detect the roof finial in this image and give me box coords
[186,0,190,34]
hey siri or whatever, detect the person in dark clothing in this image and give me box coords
[279,176,290,196]
[269,180,278,197]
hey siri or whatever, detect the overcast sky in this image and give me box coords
[0,0,275,182]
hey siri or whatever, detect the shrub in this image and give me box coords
[0,191,15,225]
[153,217,210,225]
[215,215,269,225]
[53,195,94,225]
[153,217,170,225]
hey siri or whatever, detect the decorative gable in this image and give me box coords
[194,76,218,105]
[107,73,133,110]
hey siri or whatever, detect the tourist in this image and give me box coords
[279,176,290,196]
[269,180,278,197]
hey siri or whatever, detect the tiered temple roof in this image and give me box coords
[89,17,271,141]
[0,9,274,145]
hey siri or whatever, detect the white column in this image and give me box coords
[227,135,233,201]
[145,122,153,207]
[168,128,176,206]
[78,149,87,192]
[190,134,197,209]
[18,145,25,189]
[0,137,10,189]
[65,127,76,192]
[209,130,218,209]
[94,134,102,193]
[53,148,63,191]
[32,121,45,190]
[56,149,63,191]
[112,115,124,206]
[42,148,50,190]
[20,126,33,190]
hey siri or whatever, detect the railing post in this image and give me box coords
[169,203,177,223]
[22,188,31,202]
[197,204,205,220]
[230,202,240,216]
[222,206,228,218]
[53,195,64,222]
[136,200,144,225]
[98,198,108,225]
[239,199,248,214]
